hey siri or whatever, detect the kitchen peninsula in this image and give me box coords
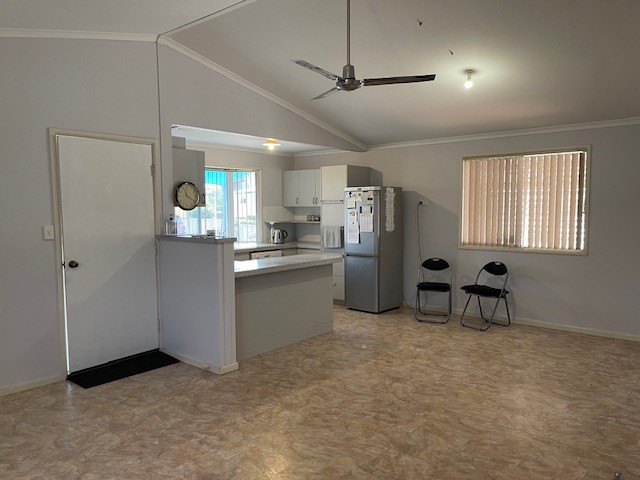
[235,252,341,360]
[157,235,340,373]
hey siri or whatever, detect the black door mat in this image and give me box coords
[67,350,179,389]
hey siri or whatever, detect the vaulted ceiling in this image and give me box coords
[3,0,640,148]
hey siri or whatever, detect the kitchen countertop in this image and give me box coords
[158,235,236,244]
[234,253,341,278]
[234,241,320,253]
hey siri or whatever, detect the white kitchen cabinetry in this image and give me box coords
[320,165,372,201]
[320,165,371,302]
[332,257,345,302]
[283,169,321,207]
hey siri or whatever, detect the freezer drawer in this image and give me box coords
[345,255,379,313]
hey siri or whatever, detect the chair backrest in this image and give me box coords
[482,261,507,276]
[422,258,450,271]
[475,261,509,289]
[419,258,452,285]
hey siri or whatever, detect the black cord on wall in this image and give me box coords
[402,200,426,308]
[416,201,424,265]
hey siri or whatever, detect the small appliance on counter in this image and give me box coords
[272,228,288,244]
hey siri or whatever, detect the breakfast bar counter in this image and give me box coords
[234,253,342,360]
[157,235,341,371]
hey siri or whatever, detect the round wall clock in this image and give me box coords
[174,181,200,211]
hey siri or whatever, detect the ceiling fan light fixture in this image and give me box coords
[464,69,475,89]
[263,139,281,151]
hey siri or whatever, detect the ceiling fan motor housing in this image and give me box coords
[339,64,361,91]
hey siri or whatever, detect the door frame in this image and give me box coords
[48,128,162,376]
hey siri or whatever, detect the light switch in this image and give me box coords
[43,225,55,240]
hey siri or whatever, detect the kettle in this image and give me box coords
[273,228,288,244]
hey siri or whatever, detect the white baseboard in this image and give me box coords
[0,374,65,397]
[511,317,640,342]
[160,348,239,375]
[449,307,640,342]
[217,362,240,375]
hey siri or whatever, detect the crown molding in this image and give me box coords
[370,117,640,151]
[157,37,367,152]
[0,28,156,42]
[294,148,353,158]
[160,0,259,37]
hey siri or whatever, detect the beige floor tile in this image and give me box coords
[2,306,639,479]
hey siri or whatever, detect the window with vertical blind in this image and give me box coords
[174,168,258,242]
[461,149,589,253]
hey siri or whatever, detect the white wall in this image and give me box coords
[157,45,360,220]
[0,38,160,390]
[295,124,640,337]
[0,38,358,391]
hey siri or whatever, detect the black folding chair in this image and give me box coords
[415,258,452,323]
[460,261,511,331]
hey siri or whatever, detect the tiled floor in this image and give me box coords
[1,306,639,479]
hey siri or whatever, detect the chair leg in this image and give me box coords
[483,295,511,327]
[460,294,482,329]
[491,295,511,327]
[461,295,498,331]
[416,290,450,324]
[476,295,511,328]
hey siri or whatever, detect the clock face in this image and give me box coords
[175,182,200,211]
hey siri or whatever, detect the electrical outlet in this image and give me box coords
[43,225,55,240]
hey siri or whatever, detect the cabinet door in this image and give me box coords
[283,171,299,206]
[321,165,346,201]
[315,170,322,203]
[297,170,316,206]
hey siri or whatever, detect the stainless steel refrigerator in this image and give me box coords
[344,186,403,313]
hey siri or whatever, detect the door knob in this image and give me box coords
[67,260,79,269]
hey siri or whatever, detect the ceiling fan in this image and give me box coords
[292,0,436,100]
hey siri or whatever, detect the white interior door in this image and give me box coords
[57,135,158,373]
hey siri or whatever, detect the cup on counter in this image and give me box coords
[206,229,216,237]
[307,215,313,221]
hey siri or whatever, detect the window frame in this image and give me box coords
[175,167,261,242]
[458,146,591,256]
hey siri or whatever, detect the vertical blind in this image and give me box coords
[461,150,587,251]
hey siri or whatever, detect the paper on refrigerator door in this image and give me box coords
[360,205,374,232]
[346,210,359,244]
[347,219,360,244]
[385,187,395,232]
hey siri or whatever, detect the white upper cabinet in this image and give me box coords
[282,171,299,207]
[320,165,372,201]
[283,169,321,207]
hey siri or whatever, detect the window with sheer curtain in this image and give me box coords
[461,149,588,253]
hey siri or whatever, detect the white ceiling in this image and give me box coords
[0,0,250,36]
[3,0,640,148]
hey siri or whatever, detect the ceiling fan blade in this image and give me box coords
[362,74,436,87]
[292,60,339,81]
[311,87,340,100]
